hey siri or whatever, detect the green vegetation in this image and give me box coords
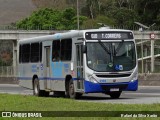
[1,93,157,111]
[16,0,160,30]
[0,94,160,120]
[16,8,87,30]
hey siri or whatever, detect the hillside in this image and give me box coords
[0,0,36,25]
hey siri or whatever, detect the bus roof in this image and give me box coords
[18,28,133,44]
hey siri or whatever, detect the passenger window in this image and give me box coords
[22,44,30,63]
[52,40,60,61]
[61,39,72,61]
[31,43,40,62]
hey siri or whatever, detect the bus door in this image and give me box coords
[44,45,51,90]
[76,44,84,90]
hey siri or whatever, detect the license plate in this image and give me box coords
[110,88,119,92]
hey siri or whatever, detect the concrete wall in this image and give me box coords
[138,74,160,86]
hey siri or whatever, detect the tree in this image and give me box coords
[16,8,87,30]
[117,0,125,8]
[85,0,99,19]
[81,15,115,29]
[18,0,160,29]
[136,0,160,25]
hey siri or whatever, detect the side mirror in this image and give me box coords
[82,45,87,53]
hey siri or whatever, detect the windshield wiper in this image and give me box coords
[98,40,111,55]
[115,40,124,55]
[98,40,113,66]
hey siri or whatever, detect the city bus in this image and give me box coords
[18,28,138,99]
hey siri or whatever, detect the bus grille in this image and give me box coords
[96,74,131,78]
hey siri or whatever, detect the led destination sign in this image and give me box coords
[85,32,133,40]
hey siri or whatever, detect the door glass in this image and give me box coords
[76,44,84,89]
[44,47,50,89]
[46,47,50,67]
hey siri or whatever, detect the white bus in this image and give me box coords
[18,28,138,99]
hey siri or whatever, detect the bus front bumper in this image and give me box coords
[84,80,138,93]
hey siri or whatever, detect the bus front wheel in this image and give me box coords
[109,91,121,99]
[67,79,82,99]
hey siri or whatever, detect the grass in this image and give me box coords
[0,93,160,120]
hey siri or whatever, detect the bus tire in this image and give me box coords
[33,78,44,97]
[43,91,49,97]
[109,91,121,99]
[67,79,80,99]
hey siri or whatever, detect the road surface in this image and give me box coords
[0,84,160,104]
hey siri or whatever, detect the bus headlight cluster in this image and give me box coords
[131,72,138,82]
[89,76,98,83]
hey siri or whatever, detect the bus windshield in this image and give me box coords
[86,41,136,72]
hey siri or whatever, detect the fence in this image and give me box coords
[0,66,17,77]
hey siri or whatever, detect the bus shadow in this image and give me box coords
[79,96,108,100]
[48,93,136,100]
[78,95,136,100]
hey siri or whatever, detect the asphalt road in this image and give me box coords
[0,84,160,104]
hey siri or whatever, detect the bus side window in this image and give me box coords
[22,44,30,63]
[61,39,72,61]
[52,40,60,61]
[31,43,40,62]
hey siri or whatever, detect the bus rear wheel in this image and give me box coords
[33,78,49,97]
[109,91,121,99]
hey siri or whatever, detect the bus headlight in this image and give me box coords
[131,72,138,82]
[89,77,98,83]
